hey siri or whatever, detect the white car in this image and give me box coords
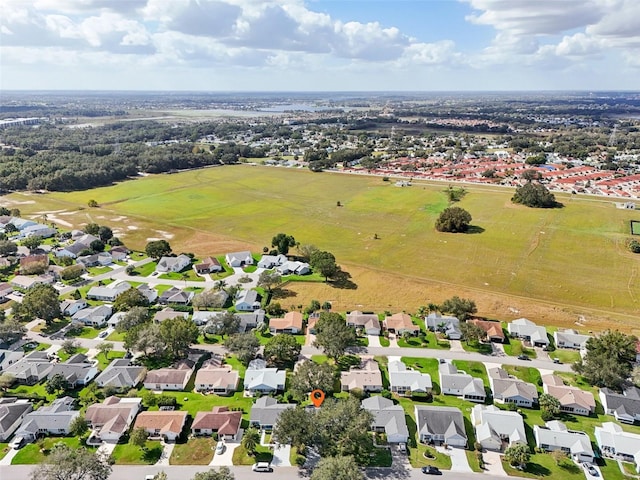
[215,441,225,455]
[252,462,273,472]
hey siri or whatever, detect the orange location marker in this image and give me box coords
[310,389,325,408]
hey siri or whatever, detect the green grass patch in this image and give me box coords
[12,437,94,464]
[408,444,452,470]
[503,339,537,359]
[502,453,585,480]
[467,450,484,473]
[65,326,104,339]
[502,365,543,388]
[106,330,125,342]
[398,336,428,348]
[369,447,392,467]
[0,443,10,461]
[452,360,489,388]
[57,346,88,362]
[8,382,55,402]
[158,269,204,282]
[232,444,273,465]
[95,350,125,370]
[33,318,70,336]
[379,337,390,347]
[140,388,253,419]
[461,341,493,354]
[290,446,305,467]
[87,266,113,276]
[170,437,215,465]
[132,261,157,277]
[111,441,162,465]
[549,349,581,364]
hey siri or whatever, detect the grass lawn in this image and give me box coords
[502,454,586,480]
[408,444,452,470]
[502,365,543,388]
[87,266,113,276]
[398,336,428,348]
[426,332,451,350]
[503,339,537,359]
[467,450,484,473]
[12,437,94,464]
[461,341,493,355]
[369,447,393,467]
[106,330,126,342]
[0,443,10,461]
[140,388,253,419]
[112,441,163,465]
[95,350,125,370]
[452,360,489,387]
[549,349,581,364]
[380,337,390,347]
[57,346,89,362]
[401,357,440,393]
[170,437,215,465]
[8,382,56,402]
[232,444,273,465]
[65,326,104,339]
[132,261,157,277]
[159,269,205,282]
[33,318,70,336]
[290,446,305,467]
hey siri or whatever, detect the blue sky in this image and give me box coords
[1,0,639,91]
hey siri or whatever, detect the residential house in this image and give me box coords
[307,313,320,334]
[414,406,467,447]
[85,396,142,444]
[143,360,195,391]
[0,398,33,442]
[554,329,591,350]
[249,396,295,430]
[20,223,57,239]
[86,282,131,302]
[2,351,53,385]
[341,358,384,393]
[237,310,265,332]
[469,319,506,343]
[488,367,538,408]
[14,397,79,443]
[7,218,37,231]
[10,274,55,290]
[471,404,527,451]
[72,305,113,328]
[600,386,640,424]
[133,411,188,442]
[137,284,158,303]
[225,251,253,268]
[387,359,432,395]
[158,287,194,305]
[109,246,129,261]
[193,256,223,274]
[153,308,189,323]
[95,359,146,390]
[534,421,594,463]
[77,252,113,267]
[383,312,420,335]
[235,289,261,311]
[0,283,13,302]
[507,318,549,347]
[107,312,127,329]
[346,311,381,335]
[19,254,49,274]
[48,353,99,388]
[595,422,640,471]
[156,254,191,273]
[56,234,99,258]
[60,298,87,316]
[257,254,287,269]
[191,311,219,326]
[426,313,462,340]
[0,350,24,373]
[244,359,286,396]
[192,407,242,440]
[439,362,486,402]
[276,261,310,275]
[542,375,596,416]
[269,311,303,334]
[362,396,409,444]
[194,364,239,394]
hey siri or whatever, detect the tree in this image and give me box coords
[309,250,339,281]
[440,296,477,321]
[550,449,568,466]
[257,270,281,293]
[117,306,151,332]
[62,338,80,354]
[97,226,113,242]
[224,332,260,365]
[311,456,364,480]
[504,444,530,470]
[159,316,199,359]
[22,235,43,252]
[145,239,172,260]
[113,288,149,311]
[61,264,85,281]
[192,467,235,480]
[84,223,100,235]
[89,239,105,252]
[460,321,485,344]
[314,312,356,359]
[241,427,260,456]
[290,360,335,400]
[0,373,15,391]
[512,182,560,208]
[203,311,240,338]
[0,239,17,256]
[97,342,114,360]
[573,330,638,390]
[87,199,98,208]
[153,473,168,480]
[45,373,70,394]
[297,243,318,261]
[0,317,25,344]
[21,283,61,324]
[264,334,302,367]
[29,443,112,480]
[193,289,226,309]
[271,233,297,255]
[435,206,472,233]
[539,392,560,420]
[69,415,88,437]
[130,427,149,451]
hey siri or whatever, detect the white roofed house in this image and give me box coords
[488,367,538,408]
[471,404,527,451]
[156,254,192,273]
[235,289,261,311]
[362,396,409,444]
[595,422,640,472]
[95,359,146,391]
[439,362,486,403]
[507,318,549,347]
[276,261,310,275]
[387,359,432,395]
[158,287,194,305]
[137,284,158,303]
[60,298,87,316]
[71,304,113,328]
[244,359,286,396]
[553,329,591,350]
[225,251,253,268]
[425,313,462,340]
[599,386,640,424]
[257,254,287,269]
[14,397,79,444]
[86,282,132,302]
[2,351,53,385]
[0,398,33,442]
[534,420,594,464]
[194,364,239,395]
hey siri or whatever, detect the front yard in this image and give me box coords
[12,437,94,464]
[111,440,163,465]
[170,437,215,465]
[232,444,273,465]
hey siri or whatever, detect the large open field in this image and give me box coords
[4,165,640,332]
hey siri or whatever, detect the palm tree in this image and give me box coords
[214,280,227,291]
[416,305,428,318]
[242,428,260,456]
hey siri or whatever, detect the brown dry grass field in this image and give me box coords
[3,165,640,334]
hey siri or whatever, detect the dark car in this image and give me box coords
[421,466,442,475]
[517,354,530,360]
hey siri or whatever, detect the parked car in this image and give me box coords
[9,436,26,450]
[517,354,530,361]
[215,441,225,455]
[397,442,408,454]
[98,330,109,338]
[583,463,598,476]
[552,358,561,364]
[421,466,442,475]
[252,462,273,472]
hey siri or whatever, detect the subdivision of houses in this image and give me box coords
[0,349,24,373]
[71,304,113,327]
[439,362,486,402]
[48,353,99,387]
[471,404,527,451]
[249,396,295,430]
[387,359,432,395]
[346,311,381,335]
[244,359,286,396]
[488,367,538,408]
[194,364,239,394]
[507,318,549,347]
[553,329,591,350]
[95,359,146,390]
[257,254,287,269]
[225,251,253,268]
[192,406,242,440]
[133,411,188,442]
[156,254,191,273]
[14,397,79,444]
[362,396,409,444]
[534,420,594,463]
[340,358,384,393]
[60,298,87,316]
[426,313,461,340]
[599,386,640,424]
[469,319,506,343]
[2,351,53,385]
[595,422,640,472]
[383,312,420,335]
[269,311,303,334]
[86,282,132,302]
[143,360,195,391]
[193,256,223,274]
[158,287,194,305]
[85,396,142,444]
[153,309,189,323]
[542,374,596,416]
[276,260,310,275]
[0,398,33,442]
[414,406,467,447]
[235,289,261,311]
